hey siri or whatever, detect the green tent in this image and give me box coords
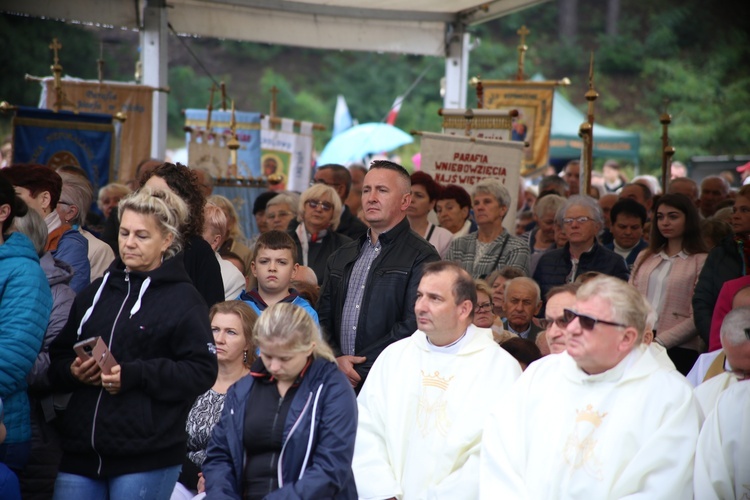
[549,90,640,166]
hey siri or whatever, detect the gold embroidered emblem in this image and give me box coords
[416,370,453,437]
[562,404,608,480]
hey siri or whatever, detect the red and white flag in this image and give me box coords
[386,95,404,126]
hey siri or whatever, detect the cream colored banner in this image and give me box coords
[420,132,524,234]
[41,78,155,183]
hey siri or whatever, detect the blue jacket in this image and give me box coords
[203,357,358,499]
[603,238,648,269]
[52,228,90,294]
[239,288,319,324]
[0,233,52,443]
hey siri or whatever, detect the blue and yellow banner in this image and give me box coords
[12,106,114,190]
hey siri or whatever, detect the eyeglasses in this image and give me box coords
[563,309,627,330]
[476,302,493,313]
[562,216,594,225]
[266,211,292,220]
[544,315,570,329]
[306,200,333,212]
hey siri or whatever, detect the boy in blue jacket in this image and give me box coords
[239,230,319,323]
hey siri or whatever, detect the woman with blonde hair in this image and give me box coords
[97,183,131,220]
[209,194,253,275]
[291,183,351,285]
[48,188,217,498]
[204,302,357,499]
[177,301,258,495]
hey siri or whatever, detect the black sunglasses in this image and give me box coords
[563,309,627,331]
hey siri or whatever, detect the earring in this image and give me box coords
[243,350,248,364]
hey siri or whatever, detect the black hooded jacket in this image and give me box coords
[48,255,218,478]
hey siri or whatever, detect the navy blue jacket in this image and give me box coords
[533,241,630,301]
[604,238,648,270]
[203,357,358,499]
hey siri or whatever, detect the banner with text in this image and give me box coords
[185,109,261,179]
[261,118,314,192]
[40,78,154,183]
[420,132,523,234]
[480,81,556,175]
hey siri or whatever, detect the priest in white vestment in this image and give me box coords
[694,378,750,499]
[480,276,702,499]
[353,261,522,499]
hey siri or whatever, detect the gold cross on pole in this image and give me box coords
[515,25,530,81]
[49,38,62,66]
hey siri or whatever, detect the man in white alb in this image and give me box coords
[480,276,702,498]
[353,261,521,499]
[694,307,750,499]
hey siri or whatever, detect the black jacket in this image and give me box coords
[693,234,745,343]
[317,217,439,390]
[533,241,630,301]
[183,234,225,307]
[290,228,352,285]
[336,206,368,241]
[48,255,218,478]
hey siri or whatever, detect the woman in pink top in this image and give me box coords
[630,193,708,375]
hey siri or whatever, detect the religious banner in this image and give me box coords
[441,109,514,141]
[212,180,269,239]
[261,117,314,192]
[39,77,154,183]
[420,131,523,234]
[185,109,261,179]
[12,106,114,191]
[480,81,557,175]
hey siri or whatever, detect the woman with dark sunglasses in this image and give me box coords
[290,184,351,285]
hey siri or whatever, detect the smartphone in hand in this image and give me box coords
[73,337,118,375]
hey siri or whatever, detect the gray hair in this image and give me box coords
[633,175,662,196]
[473,178,511,208]
[266,193,299,217]
[533,194,566,218]
[720,307,750,346]
[97,183,131,211]
[58,171,94,225]
[298,183,343,231]
[667,177,699,199]
[504,277,542,306]
[577,276,650,344]
[556,194,604,227]
[119,187,188,260]
[11,207,48,257]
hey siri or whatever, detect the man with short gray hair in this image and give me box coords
[480,276,702,498]
[694,306,750,499]
[502,277,543,341]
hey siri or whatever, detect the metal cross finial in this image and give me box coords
[49,38,62,65]
[517,25,530,46]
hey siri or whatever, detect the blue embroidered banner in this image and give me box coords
[12,106,115,191]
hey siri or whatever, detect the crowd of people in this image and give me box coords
[0,155,748,499]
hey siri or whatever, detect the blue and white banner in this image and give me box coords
[185,109,261,178]
[12,106,114,190]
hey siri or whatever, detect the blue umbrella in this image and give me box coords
[317,122,413,165]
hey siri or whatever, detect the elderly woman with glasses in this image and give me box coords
[265,193,298,232]
[290,184,352,285]
[473,280,514,344]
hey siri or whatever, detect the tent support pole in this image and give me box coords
[443,26,471,109]
[142,0,168,160]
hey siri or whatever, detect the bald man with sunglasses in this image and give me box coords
[480,276,702,499]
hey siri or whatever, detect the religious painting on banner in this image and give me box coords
[185,109,261,179]
[40,78,154,183]
[420,132,523,234]
[261,117,314,192]
[12,106,114,191]
[481,81,556,175]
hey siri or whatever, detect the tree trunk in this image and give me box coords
[606,0,621,37]
[558,0,579,44]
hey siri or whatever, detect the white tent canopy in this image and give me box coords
[3,0,548,156]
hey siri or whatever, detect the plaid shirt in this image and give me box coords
[340,233,381,355]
